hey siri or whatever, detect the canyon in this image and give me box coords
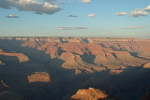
[0,37,150,100]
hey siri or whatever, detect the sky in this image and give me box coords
[0,0,150,39]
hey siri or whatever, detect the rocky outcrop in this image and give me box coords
[0,49,4,53]
[0,52,29,63]
[27,72,50,83]
[0,61,5,65]
[59,52,106,73]
[143,62,150,68]
[65,87,117,100]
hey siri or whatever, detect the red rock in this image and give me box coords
[27,72,50,83]
[0,49,4,52]
[0,52,29,63]
[143,62,150,68]
[67,88,109,100]
[109,70,123,75]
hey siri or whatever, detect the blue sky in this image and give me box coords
[0,0,150,39]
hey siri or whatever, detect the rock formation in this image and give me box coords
[27,72,50,83]
[143,62,150,68]
[65,87,117,100]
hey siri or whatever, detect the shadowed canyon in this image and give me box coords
[0,37,150,100]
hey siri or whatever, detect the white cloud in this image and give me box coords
[122,26,144,29]
[128,10,148,17]
[143,5,150,12]
[114,12,127,16]
[58,27,89,30]
[0,0,61,15]
[6,15,19,18]
[88,14,95,17]
[80,0,91,3]
[114,5,150,18]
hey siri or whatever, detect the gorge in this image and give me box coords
[0,37,150,100]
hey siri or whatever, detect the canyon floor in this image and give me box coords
[0,37,150,100]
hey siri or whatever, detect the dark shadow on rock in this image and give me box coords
[129,52,150,60]
[99,43,106,48]
[0,55,20,65]
[57,47,66,56]
[80,53,96,64]
[59,37,68,43]
[0,38,50,63]
[82,38,89,43]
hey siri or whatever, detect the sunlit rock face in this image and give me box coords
[65,87,117,100]
[143,62,150,68]
[27,72,50,83]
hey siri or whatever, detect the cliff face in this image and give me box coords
[0,37,150,100]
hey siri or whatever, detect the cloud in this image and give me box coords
[143,5,150,12]
[80,0,91,3]
[58,27,89,30]
[122,26,144,29]
[114,5,150,17]
[6,15,19,18]
[39,25,43,27]
[68,15,78,17]
[58,1,66,4]
[135,8,141,11]
[114,12,127,16]
[88,14,95,17]
[68,0,74,2]
[0,0,61,15]
[128,10,148,17]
